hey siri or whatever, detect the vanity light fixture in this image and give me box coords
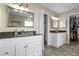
[18,3,29,11]
[51,16,59,20]
[25,4,29,11]
[20,6,24,10]
[19,3,25,10]
[13,3,29,12]
[14,3,20,9]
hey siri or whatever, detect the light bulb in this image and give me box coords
[20,6,24,10]
[26,8,29,11]
[52,16,59,20]
[14,4,20,9]
[29,16,33,18]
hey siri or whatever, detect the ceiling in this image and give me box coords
[39,3,79,14]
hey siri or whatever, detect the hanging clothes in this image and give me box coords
[70,15,77,41]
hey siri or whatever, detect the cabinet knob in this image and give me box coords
[37,44,39,46]
[36,51,39,52]
[24,45,28,48]
[5,52,8,54]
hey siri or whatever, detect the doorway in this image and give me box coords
[69,15,78,44]
[44,14,48,45]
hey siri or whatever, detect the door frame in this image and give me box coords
[67,11,79,44]
[43,12,50,45]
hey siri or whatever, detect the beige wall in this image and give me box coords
[59,7,79,21]
[0,3,59,32]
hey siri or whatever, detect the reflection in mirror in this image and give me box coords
[8,6,34,27]
[59,20,67,28]
[51,18,59,29]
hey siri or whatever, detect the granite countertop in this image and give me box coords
[0,32,42,39]
[0,34,42,39]
[50,30,67,33]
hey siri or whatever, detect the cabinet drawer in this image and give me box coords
[34,49,42,56]
[0,46,15,56]
[34,43,42,56]
[35,44,42,50]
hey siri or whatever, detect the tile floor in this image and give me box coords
[44,41,79,56]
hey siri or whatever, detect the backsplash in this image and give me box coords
[0,32,15,38]
[0,31,36,39]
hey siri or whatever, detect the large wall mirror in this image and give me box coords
[51,18,67,29]
[7,6,34,27]
[51,18,59,29]
[59,19,67,28]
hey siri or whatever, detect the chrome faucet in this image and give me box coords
[14,29,25,37]
[14,29,18,37]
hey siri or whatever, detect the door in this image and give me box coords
[69,16,77,41]
[44,14,48,44]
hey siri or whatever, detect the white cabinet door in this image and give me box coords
[16,43,26,56]
[48,33,57,47]
[16,43,34,56]
[25,42,34,56]
[34,36,42,56]
[23,37,34,56]
[57,33,66,47]
[34,42,42,56]
[16,37,34,56]
[57,33,63,47]
[0,46,15,56]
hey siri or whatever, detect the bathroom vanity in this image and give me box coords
[0,4,44,56]
[0,32,43,56]
[48,30,67,48]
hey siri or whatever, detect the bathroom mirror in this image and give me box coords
[51,18,59,28]
[7,6,34,27]
[59,20,67,28]
[51,18,67,29]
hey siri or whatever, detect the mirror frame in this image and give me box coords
[7,6,34,28]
